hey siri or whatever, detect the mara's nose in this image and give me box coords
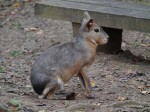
[103,31,109,40]
[106,35,109,40]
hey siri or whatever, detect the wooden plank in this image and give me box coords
[36,0,150,19]
[35,0,150,33]
[66,0,150,12]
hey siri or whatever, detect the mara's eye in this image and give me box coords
[94,28,99,33]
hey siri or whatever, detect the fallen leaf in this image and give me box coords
[38,110,45,112]
[141,91,150,94]
[4,49,10,53]
[92,103,101,106]
[140,44,150,47]
[36,30,43,35]
[137,85,145,90]
[117,96,128,101]
[14,2,23,7]
[29,27,38,31]
[91,80,96,87]
[127,69,133,74]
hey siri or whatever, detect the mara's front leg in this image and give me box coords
[78,69,94,98]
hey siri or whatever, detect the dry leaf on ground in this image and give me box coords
[117,96,128,101]
[141,91,150,94]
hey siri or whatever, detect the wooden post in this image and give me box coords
[72,22,123,54]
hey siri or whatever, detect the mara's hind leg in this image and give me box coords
[38,82,58,99]
[47,85,58,99]
[55,76,66,96]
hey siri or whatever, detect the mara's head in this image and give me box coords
[79,12,109,45]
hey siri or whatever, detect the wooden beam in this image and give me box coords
[35,0,150,33]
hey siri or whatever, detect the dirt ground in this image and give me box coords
[0,1,150,112]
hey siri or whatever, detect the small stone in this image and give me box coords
[24,28,29,31]
[11,11,15,15]
[26,85,31,88]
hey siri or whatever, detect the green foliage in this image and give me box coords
[8,99,22,111]
[0,66,6,73]
[0,104,9,112]
[10,20,21,29]
[9,99,20,107]
[9,50,22,57]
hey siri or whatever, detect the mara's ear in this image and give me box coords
[83,12,91,21]
[87,18,94,30]
[81,11,91,28]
